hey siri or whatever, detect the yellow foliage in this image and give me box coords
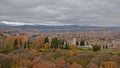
[56,47,61,53]
[72,62,77,64]
[44,43,49,49]
[70,45,76,55]
[69,50,74,56]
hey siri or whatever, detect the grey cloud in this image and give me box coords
[0,0,120,26]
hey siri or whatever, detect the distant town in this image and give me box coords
[1,28,120,51]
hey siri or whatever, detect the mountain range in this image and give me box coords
[0,23,120,31]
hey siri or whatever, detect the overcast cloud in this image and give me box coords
[0,0,120,26]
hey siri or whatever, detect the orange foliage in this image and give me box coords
[33,60,51,68]
[35,37,44,48]
[11,60,32,68]
[69,62,83,68]
[54,58,65,68]
[15,35,27,44]
[86,62,98,68]
[6,35,28,49]
[100,61,119,68]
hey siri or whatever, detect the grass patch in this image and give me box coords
[98,49,118,55]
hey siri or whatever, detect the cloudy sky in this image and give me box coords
[0,0,120,26]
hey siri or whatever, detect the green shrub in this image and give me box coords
[2,61,11,68]
[92,45,101,51]
[107,51,117,55]
[118,52,120,56]
[50,57,56,62]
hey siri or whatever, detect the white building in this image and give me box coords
[72,38,76,46]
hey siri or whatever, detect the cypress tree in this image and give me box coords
[27,40,30,49]
[61,40,64,49]
[76,41,79,46]
[44,37,49,43]
[14,39,18,50]
[80,40,85,46]
[51,37,59,50]
[20,38,22,48]
[24,41,26,49]
[106,45,108,49]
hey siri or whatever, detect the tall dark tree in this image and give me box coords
[61,40,64,49]
[92,45,101,51]
[76,41,79,46]
[103,45,105,49]
[58,39,65,49]
[27,40,30,49]
[24,41,26,49]
[44,37,49,43]
[65,42,69,49]
[14,39,18,50]
[58,39,61,48]
[105,45,108,49]
[20,38,22,48]
[51,37,59,50]
[80,40,85,46]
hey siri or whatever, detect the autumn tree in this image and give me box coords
[100,61,118,68]
[86,62,98,68]
[44,42,49,49]
[33,60,51,68]
[12,59,32,68]
[54,58,65,68]
[70,45,76,55]
[35,37,44,49]
[70,62,83,68]
[69,50,74,56]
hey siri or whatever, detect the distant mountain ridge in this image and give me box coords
[0,23,120,31]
